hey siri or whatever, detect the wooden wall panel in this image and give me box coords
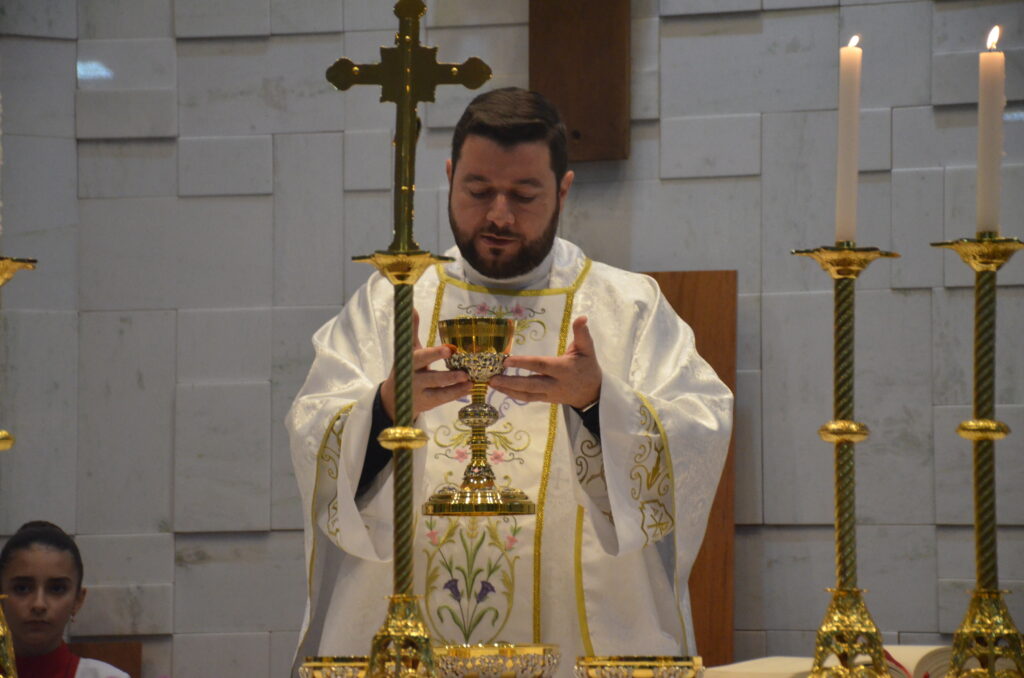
[529,0,631,162]
[646,270,737,668]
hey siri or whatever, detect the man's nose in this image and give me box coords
[486,194,514,228]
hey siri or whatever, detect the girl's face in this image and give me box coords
[0,544,86,656]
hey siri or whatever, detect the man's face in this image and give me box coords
[447,135,573,279]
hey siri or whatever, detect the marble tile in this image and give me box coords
[572,121,661,186]
[272,132,346,306]
[941,165,1024,287]
[898,632,950,645]
[737,293,761,372]
[891,168,945,290]
[761,111,892,294]
[178,35,346,136]
[633,0,659,18]
[78,140,178,198]
[174,382,272,532]
[859,109,891,171]
[632,69,660,122]
[140,637,173,678]
[0,226,77,310]
[734,525,835,630]
[933,48,1024,106]
[660,114,760,179]
[339,31,398,131]
[839,1,932,108]
[763,631,819,657]
[76,39,176,90]
[0,0,76,38]
[841,0,921,4]
[76,534,174,584]
[734,369,763,526]
[660,0,760,14]
[76,89,178,139]
[933,405,1024,526]
[1,135,77,234]
[423,72,527,131]
[732,630,766,661]
[937,526,1024,580]
[271,630,300,678]
[661,10,837,117]
[859,525,938,632]
[79,196,273,310]
[424,0,527,27]
[0,311,78,533]
[271,307,338,385]
[272,378,305,530]
[931,287,1024,406]
[633,17,659,121]
[939,579,1024,634]
[893,106,1024,169]
[174,532,305,632]
[932,1,1024,53]
[344,129,393,191]
[764,0,836,9]
[343,190,391,297]
[77,311,175,534]
[178,308,272,382]
[173,632,270,678]
[178,135,273,196]
[78,0,172,39]
[175,0,270,38]
[270,0,344,34]
[0,38,75,137]
[633,16,659,74]
[343,2,397,31]
[72,583,173,636]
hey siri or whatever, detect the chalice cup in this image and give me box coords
[423,317,535,516]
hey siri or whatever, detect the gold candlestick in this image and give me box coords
[0,256,36,452]
[793,242,899,678]
[932,232,1024,678]
[316,2,491,677]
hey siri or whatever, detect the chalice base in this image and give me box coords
[424,485,535,516]
[947,589,1024,677]
[437,643,560,678]
[574,656,704,678]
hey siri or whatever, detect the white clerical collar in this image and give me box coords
[458,244,557,291]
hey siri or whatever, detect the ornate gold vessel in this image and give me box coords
[423,317,535,516]
[300,656,368,678]
[574,656,703,678]
[436,643,559,678]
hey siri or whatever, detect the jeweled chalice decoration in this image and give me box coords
[424,317,535,516]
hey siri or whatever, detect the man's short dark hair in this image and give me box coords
[451,87,568,185]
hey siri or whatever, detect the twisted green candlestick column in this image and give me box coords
[973,270,998,592]
[833,277,857,591]
[392,283,415,596]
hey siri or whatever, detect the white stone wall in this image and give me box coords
[0,1,1022,676]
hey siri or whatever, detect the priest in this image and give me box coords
[286,88,733,672]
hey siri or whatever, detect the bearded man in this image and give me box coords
[287,88,733,674]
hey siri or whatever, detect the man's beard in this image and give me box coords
[449,203,560,279]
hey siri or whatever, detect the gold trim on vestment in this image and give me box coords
[435,259,592,297]
[574,505,595,656]
[299,404,356,658]
[636,392,689,655]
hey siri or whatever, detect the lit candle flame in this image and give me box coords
[848,35,861,49]
[987,26,1000,51]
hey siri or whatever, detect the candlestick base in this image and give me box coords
[368,594,435,678]
[792,245,899,280]
[947,588,1024,677]
[931,235,1023,273]
[809,588,887,678]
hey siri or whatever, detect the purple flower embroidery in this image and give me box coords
[477,580,496,603]
[443,578,461,602]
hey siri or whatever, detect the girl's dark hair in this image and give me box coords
[0,521,84,590]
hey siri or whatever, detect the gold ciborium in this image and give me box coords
[423,317,535,516]
[436,643,560,678]
[575,656,704,678]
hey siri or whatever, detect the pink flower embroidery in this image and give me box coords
[475,302,490,315]
[489,450,505,464]
[426,529,439,546]
[505,535,518,550]
[454,448,469,462]
[511,303,527,319]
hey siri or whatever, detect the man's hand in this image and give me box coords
[380,311,472,421]
[489,316,601,409]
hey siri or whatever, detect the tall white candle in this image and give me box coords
[835,35,862,243]
[976,26,1005,236]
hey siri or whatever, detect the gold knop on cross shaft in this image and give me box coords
[957,418,1010,441]
[353,251,452,286]
[932,233,1024,272]
[377,426,429,452]
[818,420,869,444]
[792,243,900,279]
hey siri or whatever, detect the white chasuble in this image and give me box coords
[287,239,733,677]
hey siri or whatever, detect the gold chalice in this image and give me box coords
[423,317,535,516]
[574,656,704,678]
[436,643,560,678]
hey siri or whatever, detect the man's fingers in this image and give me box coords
[419,368,469,389]
[490,374,553,394]
[570,315,595,355]
[412,309,422,349]
[413,344,453,370]
[488,382,548,403]
[502,355,556,375]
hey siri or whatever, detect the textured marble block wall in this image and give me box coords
[2,1,1024,676]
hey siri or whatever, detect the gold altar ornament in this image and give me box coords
[322,1,492,676]
[300,657,369,678]
[424,317,536,516]
[0,595,16,678]
[0,256,37,455]
[574,656,703,678]
[932,233,1024,677]
[793,242,898,678]
[435,643,559,678]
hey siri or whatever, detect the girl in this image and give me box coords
[0,521,129,678]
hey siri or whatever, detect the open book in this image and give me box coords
[704,646,951,678]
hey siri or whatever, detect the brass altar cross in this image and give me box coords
[326,0,490,264]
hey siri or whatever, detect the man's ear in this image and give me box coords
[446,158,453,184]
[558,170,575,210]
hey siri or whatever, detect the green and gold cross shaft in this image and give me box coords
[326,0,491,268]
